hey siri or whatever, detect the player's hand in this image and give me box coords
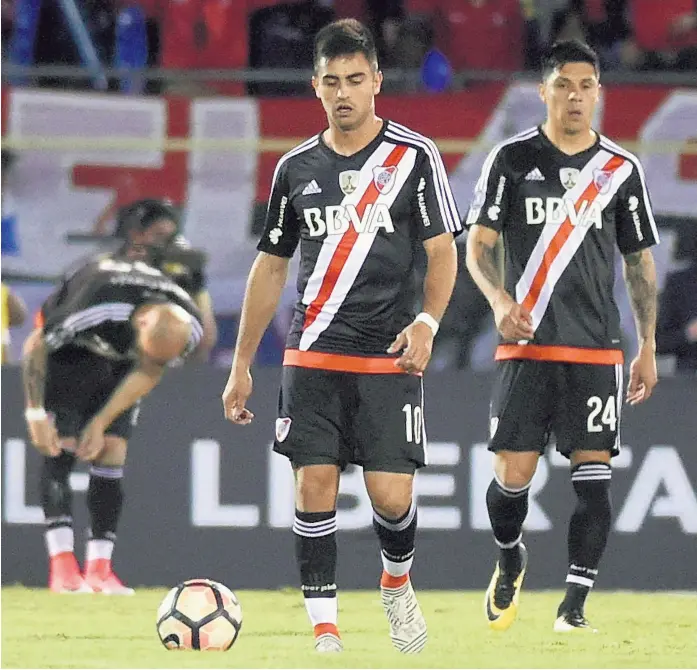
[222,366,255,425]
[685,318,697,343]
[492,292,535,341]
[26,415,61,457]
[77,418,107,461]
[387,321,433,374]
[626,344,658,405]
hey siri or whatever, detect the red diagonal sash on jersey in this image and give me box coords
[521,155,625,315]
[302,144,408,331]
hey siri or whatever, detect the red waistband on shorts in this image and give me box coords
[495,344,624,365]
[283,349,417,374]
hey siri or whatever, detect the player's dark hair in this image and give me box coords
[314,19,378,71]
[542,39,599,80]
[115,198,180,240]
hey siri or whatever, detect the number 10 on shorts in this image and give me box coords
[402,403,423,443]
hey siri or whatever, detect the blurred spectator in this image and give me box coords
[404,0,525,74]
[248,1,334,96]
[574,0,631,69]
[520,0,572,68]
[389,14,432,78]
[2,0,14,61]
[657,228,697,375]
[332,0,404,66]
[1,282,28,365]
[83,0,116,64]
[33,1,81,81]
[627,0,697,70]
[144,0,317,94]
[1,150,20,256]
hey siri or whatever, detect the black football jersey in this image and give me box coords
[465,127,659,364]
[257,120,462,363]
[40,255,203,363]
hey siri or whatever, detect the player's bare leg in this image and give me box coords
[83,436,134,595]
[41,440,92,593]
[484,451,538,631]
[366,471,427,653]
[554,450,611,633]
[294,464,343,652]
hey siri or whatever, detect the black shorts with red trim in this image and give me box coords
[488,359,623,458]
[45,346,139,440]
[274,357,427,473]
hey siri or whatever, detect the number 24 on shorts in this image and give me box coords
[586,395,617,433]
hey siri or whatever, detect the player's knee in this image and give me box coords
[40,451,76,511]
[372,497,411,520]
[366,473,413,519]
[295,464,339,512]
[493,452,538,490]
[95,437,128,467]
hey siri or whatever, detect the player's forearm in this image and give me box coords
[623,249,657,348]
[8,291,27,326]
[232,253,289,370]
[422,237,458,321]
[22,330,48,408]
[192,290,218,360]
[95,360,164,427]
[466,236,504,308]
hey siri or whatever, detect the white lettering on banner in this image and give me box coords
[3,92,260,315]
[3,440,43,524]
[199,441,462,530]
[2,439,88,525]
[189,440,260,527]
[639,91,697,217]
[4,439,696,535]
[4,90,168,277]
[615,446,697,533]
[303,204,395,237]
[415,442,462,529]
[185,99,259,289]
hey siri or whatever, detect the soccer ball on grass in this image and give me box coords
[156,578,242,650]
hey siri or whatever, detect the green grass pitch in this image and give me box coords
[2,588,695,668]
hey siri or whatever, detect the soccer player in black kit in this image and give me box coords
[222,19,461,653]
[110,198,217,359]
[465,40,659,632]
[23,253,203,594]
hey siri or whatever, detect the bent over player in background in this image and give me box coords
[465,40,659,632]
[222,19,461,654]
[23,256,203,594]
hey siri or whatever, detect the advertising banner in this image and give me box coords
[2,366,695,590]
[3,85,696,294]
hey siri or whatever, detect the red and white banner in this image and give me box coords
[2,84,696,311]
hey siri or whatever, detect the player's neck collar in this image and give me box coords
[538,124,599,159]
[319,118,386,159]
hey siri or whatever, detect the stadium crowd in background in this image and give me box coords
[5,0,697,89]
